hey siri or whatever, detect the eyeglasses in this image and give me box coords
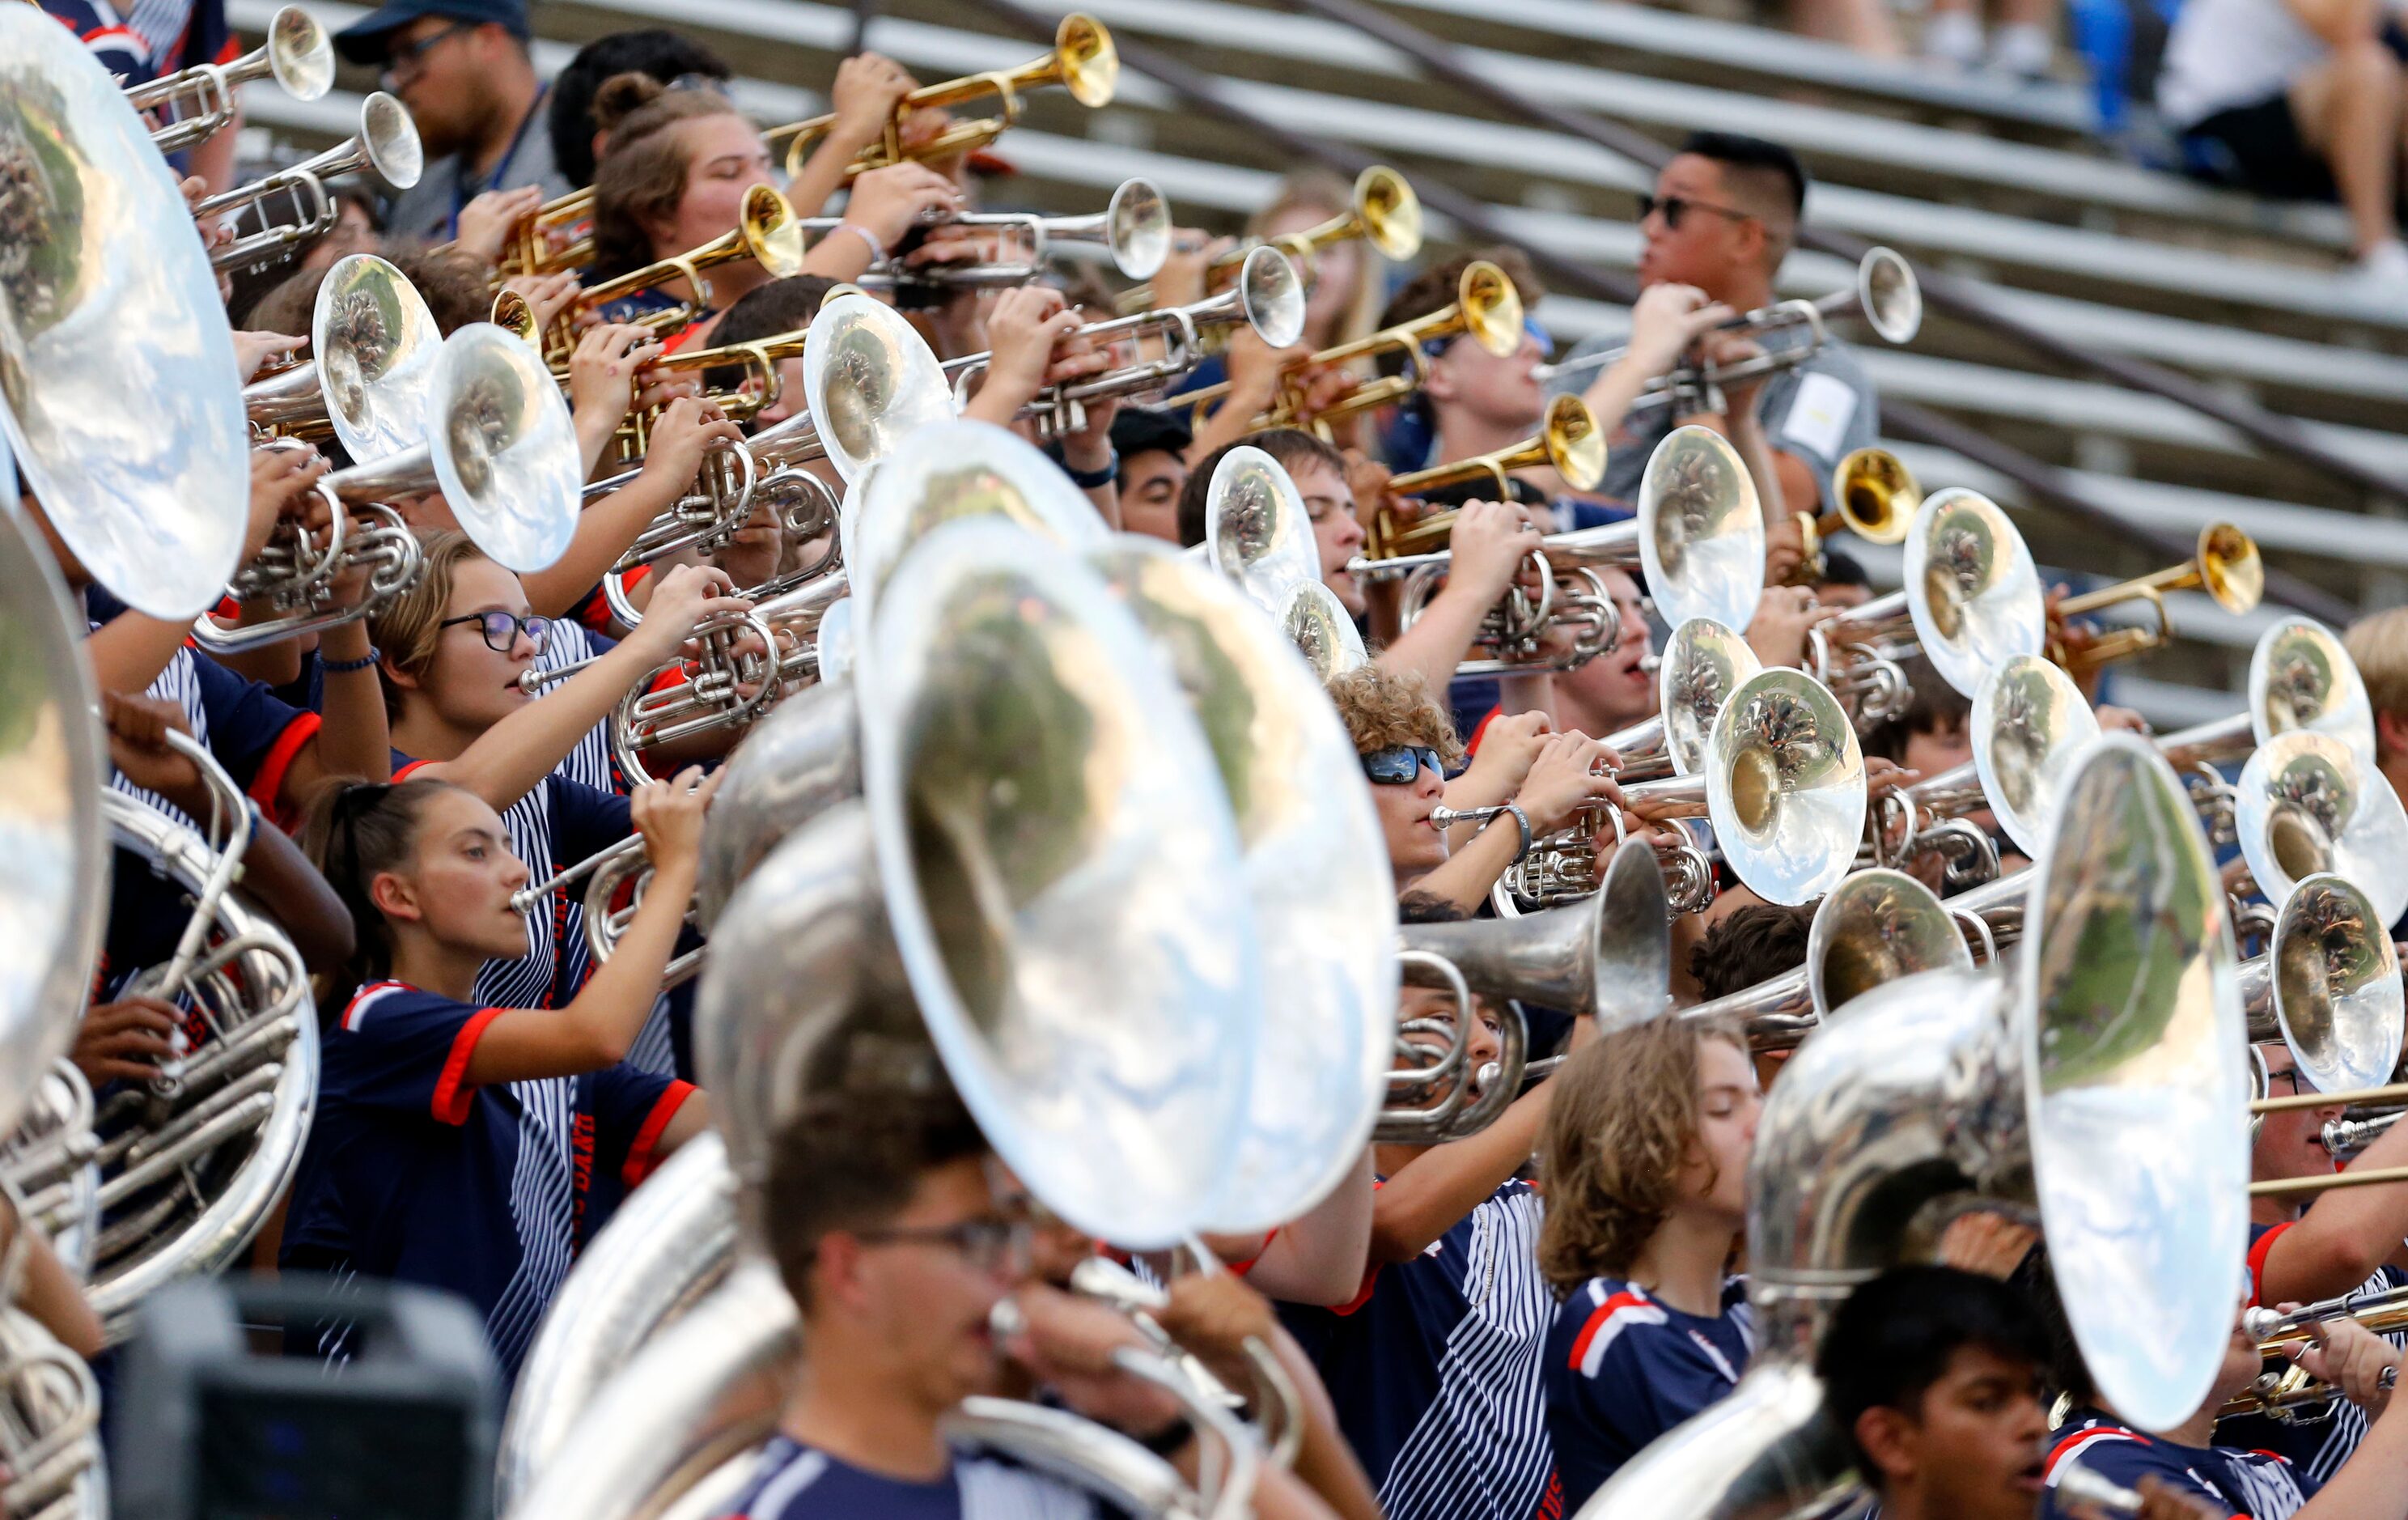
[666,72,732,97]
[381,19,475,81]
[855,1217,1034,1276]
[1637,193,1757,231]
[440,610,553,654]
[2265,1066,2309,1098]
[1361,745,1444,785]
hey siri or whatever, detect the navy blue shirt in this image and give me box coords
[1541,1275,1753,1509]
[723,1435,1109,1520]
[1279,1180,1553,1520]
[2046,1408,2317,1518]
[281,981,692,1378]
[39,0,231,91]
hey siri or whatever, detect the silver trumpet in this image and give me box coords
[838,176,1172,290]
[194,91,424,271]
[127,5,333,152]
[1580,735,2252,1520]
[947,245,1306,443]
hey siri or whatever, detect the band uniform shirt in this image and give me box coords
[2217,1219,2408,1482]
[2044,1408,2317,1519]
[723,1435,1114,1520]
[96,635,324,835]
[40,0,231,91]
[280,980,693,1378]
[1547,323,1879,511]
[1541,1275,1753,1509]
[1279,1179,1554,1520]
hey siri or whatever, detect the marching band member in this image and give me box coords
[332,0,572,242]
[1112,407,1195,546]
[1375,250,1554,501]
[546,29,732,191]
[1548,567,1660,742]
[286,766,711,1378]
[1536,1015,1758,1510]
[1176,431,1371,624]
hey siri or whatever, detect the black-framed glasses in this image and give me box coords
[855,1217,1033,1276]
[1361,745,1444,786]
[382,19,475,79]
[2266,1066,2310,1098]
[1637,193,1757,231]
[440,610,553,654]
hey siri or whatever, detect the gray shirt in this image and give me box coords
[1548,321,1880,508]
[382,95,572,244]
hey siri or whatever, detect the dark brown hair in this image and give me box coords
[589,71,750,280]
[1175,428,1350,549]
[762,1076,989,1308]
[1689,902,1812,1001]
[299,777,469,1001]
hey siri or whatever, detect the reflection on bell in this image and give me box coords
[2267,805,2334,883]
[1728,748,1780,836]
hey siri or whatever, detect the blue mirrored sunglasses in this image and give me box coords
[1361,745,1444,785]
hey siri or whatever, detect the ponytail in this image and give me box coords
[298,777,462,1017]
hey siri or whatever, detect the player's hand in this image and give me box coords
[73,997,182,1086]
[567,324,667,430]
[454,185,545,266]
[1515,733,1625,837]
[631,766,722,877]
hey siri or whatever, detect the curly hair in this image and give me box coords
[1325,664,1463,769]
[1537,1015,1744,1293]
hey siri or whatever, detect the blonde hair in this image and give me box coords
[1249,170,1384,350]
[2345,607,2408,762]
[1536,1017,1745,1293]
[367,530,490,722]
[1325,664,1464,768]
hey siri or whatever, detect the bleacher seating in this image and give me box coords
[227,0,2408,723]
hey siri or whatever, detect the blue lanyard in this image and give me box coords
[447,84,547,240]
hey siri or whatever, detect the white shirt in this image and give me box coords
[2156,0,2331,129]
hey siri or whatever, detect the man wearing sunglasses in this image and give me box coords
[1550,132,1880,537]
[333,0,572,242]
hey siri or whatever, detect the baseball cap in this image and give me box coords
[333,0,531,66]
[1110,406,1193,463]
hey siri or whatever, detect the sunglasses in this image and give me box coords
[1361,745,1444,785]
[1637,193,1757,231]
[440,610,553,654]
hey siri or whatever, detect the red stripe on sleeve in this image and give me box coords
[432,1008,507,1125]
[2246,1222,2294,1308]
[1224,1229,1280,1277]
[248,711,322,825]
[1465,704,1503,757]
[393,758,434,782]
[622,1081,697,1187]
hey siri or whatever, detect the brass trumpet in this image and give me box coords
[196,92,423,271]
[127,4,331,152]
[2223,1287,2408,1423]
[770,14,1118,182]
[569,184,808,343]
[1118,165,1422,313]
[2050,521,2265,675]
[1787,446,1918,583]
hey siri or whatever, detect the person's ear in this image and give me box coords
[815,1232,875,1313]
[380,652,422,694]
[2376,708,2408,766]
[367,868,422,924]
[1853,1405,1918,1485]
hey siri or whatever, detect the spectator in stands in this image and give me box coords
[333,0,574,243]
[547,30,734,190]
[2157,0,2408,291]
[1922,0,2062,79]
[1113,409,1194,545]
[1549,134,1877,531]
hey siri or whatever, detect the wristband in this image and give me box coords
[833,222,884,262]
[1061,445,1118,490]
[1500,801,1533,864]
[320,645,381,675]
[1134,1415,1194,1458]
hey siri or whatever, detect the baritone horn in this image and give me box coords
[127,4,333,152]
[772,14,1118,181]
[196,91,424,271]
[2050,521,2265,675]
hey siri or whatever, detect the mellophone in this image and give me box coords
[0,4,2396,1518]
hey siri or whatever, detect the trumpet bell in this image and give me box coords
[1638,425,1766,634]
[1660,617,1762,778]
[1402,843,1672,1034]
[1831,446,1918,545]
[0,5,250,619]
[263,6,336,100]
[356,88,425,189]
[1106,177,1172,279]
[1206,444,1320,614]
[2249,615,2374,770]
[1460,260,1525,358]
[315,253,441,461]
[1354,166,1423,261]
[1086,540,1396,1232]
[1280,579,1367,678]
[2199,520,2264,616]
[2020,734,2249,1431]
[740,182,807,280]
[1237,245,1307,350]
[1705,669,1867,905]
[1540,393,1608,494]
[1055,12,1121,106]
[1806,868,1969,1016]
[427,324,581,572]
[1973,653,2100,858]
[2236,732,2408,927]
[803,290,956,485]
[1905,487,2045,698]
[1858,245,1923,346]
[2272,873,2402,1097]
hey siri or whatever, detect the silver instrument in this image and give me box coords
[0,1304,106,1520]
[127,5,333,153]
[1279,580,1367,677]
[842,176,1172,289]
[1969,653,2100,858]
[2254,614,2377,772]
[1577,735,2250,1519]
[0,6,252,620]
[802,289,961,485]
[195,91,424,271]
[1203,445,1322,617]
[2253,873,2402,1099]
[3,1066,100,1285]
[2236,732,2408,929]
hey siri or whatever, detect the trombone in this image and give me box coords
[567,184,808,346]
[127,4,331,153]
[1117,165,1422,312]
[195,91,423,271]
[2223,1284,2408,1424]
[769,14,1118,182]
[2048,521,2264,675]
[836,177,1172,291]
[1175,259,1524,435]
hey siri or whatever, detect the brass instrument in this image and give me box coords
[2224,1284,2408,1422]
[2234,732,2408,930]
[498,185,598,278]
[2050,521,2265,675]
[802,288,962,486]
[1788,445,1918,582]
[1388,392,1608,500]
[195,92,423,271]
[2245,873,2403,1102]
[1202,444,1322,616]
[0,6,254,620]
[5,1065,100,1284]
[1176,259,1522,435]
[840,176,1172,291]
[126,5,332,153]
[770,14,1119,182]
[569,184,808,343]
[1582,734,2253,1518]
[1118,164,1422,313]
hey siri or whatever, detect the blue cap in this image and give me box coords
[333,0,529,66]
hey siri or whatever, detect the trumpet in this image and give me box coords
[769,14,1118,183]
[2049,521,2264,675]
[499,185,599,278]
[195,92,423,271]
[569,184,807,343]
[1118,165,1422,313]
[1176,259,1523,434]
[127,5,332,152]
[1388,392,1609,499]
[1532,247,1923,399]
[2222,1284,2408,1422]
[839,177,1172,291]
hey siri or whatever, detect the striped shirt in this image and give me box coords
[2217,1220,2408,1482]
[2046,1409,2314,1518]
[1541,1275,1753,1509]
